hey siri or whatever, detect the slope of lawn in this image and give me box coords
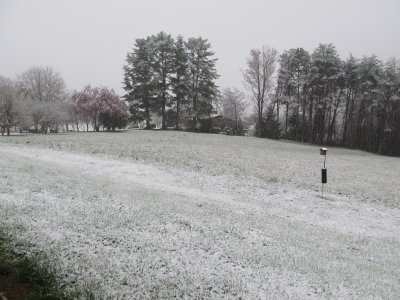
[0,130,399,298]
[1,130,399,207]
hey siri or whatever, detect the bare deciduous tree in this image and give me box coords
[17,66,66,132]
[17,66,66,102]
[220,88,248,133]
[243,46,278,137]
[0,76,20,135]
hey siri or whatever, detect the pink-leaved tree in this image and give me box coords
[72,85,127,131]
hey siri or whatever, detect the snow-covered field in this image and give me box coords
[0,131,399,299]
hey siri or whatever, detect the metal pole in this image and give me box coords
[320,148,328,198]
[322,182,324,198]
[322,151,326,198]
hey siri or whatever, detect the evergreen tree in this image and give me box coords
[341,54,360,145]
[278,48,311,140]
[123,37,154,129]
[310,44,342,144]
[354,56,382,150]
[149,32,175,129]
[171,35,189,129]
[273,43,400,156]
[186,37,219,125]
[379,58,400,155]
[124,33,219,130]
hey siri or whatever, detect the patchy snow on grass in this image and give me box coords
[2,130,399,207]
[0,131,399,298]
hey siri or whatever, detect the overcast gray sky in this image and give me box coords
[1,0,400,95]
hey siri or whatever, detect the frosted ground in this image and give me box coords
[0,131,399,299]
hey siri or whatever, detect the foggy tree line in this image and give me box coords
[0,67,127,135]
[2,37,399,157]
[0,67,68,135]
[123,32,219,130]
[245,43,400,156]
[217,88,248,135]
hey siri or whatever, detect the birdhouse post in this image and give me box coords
[320,148,328,198]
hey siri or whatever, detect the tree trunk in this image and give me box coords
[341,90,351,145]
[161,101,166,129]
[161,74,167,129]
[301,90,307,142]
[356,98,366,149]
[257,108,262,138]
[308,91,314,142]
[276,98,280,123]
[175,100,180,130]
[327,90,342,143]
[285,102,289,141]
[145,105,150,129]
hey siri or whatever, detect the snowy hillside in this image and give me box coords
[0,131,399,298]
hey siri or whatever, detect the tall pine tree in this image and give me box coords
[149,32,175,129]
[123,33,219,130]
[123,37,154,129]
[171,35,189,129]
[186,37,219,125]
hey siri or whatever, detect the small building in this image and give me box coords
[211,115,242,135]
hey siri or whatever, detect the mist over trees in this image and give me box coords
[17,66,68,133]
[0,66,128,134]
[218,88,248,135]
[243,46,278,138]
[0,68,68,135]
[1,37,399,157]
[241,44,400,156]
[123,32,219,130]
[269,44,400,156]
[0,76,20,135]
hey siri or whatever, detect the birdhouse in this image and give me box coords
[321,168,327,183]
[320,147,328,155]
